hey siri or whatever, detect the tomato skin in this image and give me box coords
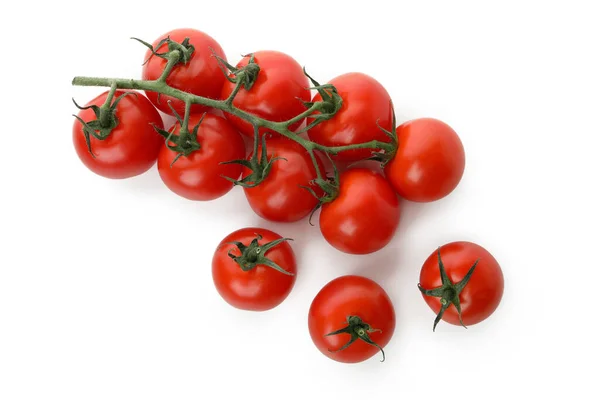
[157,114,245,201]
[384,118,465,202]
[211,228,297,311]
[308,275,395,363]
[220,50,310,137]
[319,168,401,254]
[243,138,324,222]
[419,241,504,327]
[142,28,227,116]
[307,72,394,162]
[72,90,164,179]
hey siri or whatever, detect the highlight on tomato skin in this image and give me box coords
[418,241,504,331]
[308,275,396,363]
[384,117,466,203]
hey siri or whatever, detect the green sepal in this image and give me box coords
[325,315,386,362]
[132,35,195,66]
[72,91,135,157]
[227,234,294,276]
[418,247,480,331]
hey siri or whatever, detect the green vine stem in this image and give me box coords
[71,36,398,203]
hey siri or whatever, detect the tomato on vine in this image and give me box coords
[140,28,227,116]
[384,118,465,202]
[319,168,401,255]
[220,50,311,137]
[307,72,394,162]
[241,138,324,222]
[72,90,164,179]
[418,241,504,331]
[212,228,297,311]
[156,113,245,201]
[308,275,395,363]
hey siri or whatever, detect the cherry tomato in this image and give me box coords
[319,168,401,254]
[157,113,245,201]
[141,28,227,116]
[419,241,504,329]
[384,118,465,202]
[212,227,297,311]
[220,50,310,137]
[308,275,395,363]
[307,72,394,162]
[243,138,324,222]
[73,90,164,179]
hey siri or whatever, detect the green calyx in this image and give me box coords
[363,105,398,166]
[302,153,340,225]
[214,52,261,92]
[72,87,134,157]
[132,35,195,66]
[153,103,202,167]
[221,127,285,188]
[418,248,480,332]
[325,315,386,362]
[227,234,294,276]
[298,68,343,133]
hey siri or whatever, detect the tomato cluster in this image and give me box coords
[72,28,505,364]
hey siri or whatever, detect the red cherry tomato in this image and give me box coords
[308,275,396,363]
[307,72,394,162]
[419,241,504,329]
[157,113,245,201]
[319,168,401,254]
[243,138,324,222]
[212,227,297,311]
[385,118,465,202]
[141,28,227,116]
[220,50,310,137]
[72,90,164,179]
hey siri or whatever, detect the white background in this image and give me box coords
[1,0,599,398]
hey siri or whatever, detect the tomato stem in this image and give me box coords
[72,45,398,194]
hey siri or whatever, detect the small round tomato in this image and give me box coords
[384,118,465,202]
[307,72,394,162]
[319,168,401,254]
[418,241,504,330]
[243,138,324,222]
[157,113,245,201]
[308,275,395,363]
[212,227,297,311]
[142,28,227,116]
[220,50,310,137]
[73,90,164,179]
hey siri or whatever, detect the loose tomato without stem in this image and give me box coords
[243,138,324,222]
[212,228,297,311]
[157,113,245,201]
[220,50,310,137]
[307,72,394,162]
[385,118,465,202]
[141,28,227,116]
[319,168,401,255]
[418,241,504,331]
[308,275,396,363]
[72,90,164,179]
